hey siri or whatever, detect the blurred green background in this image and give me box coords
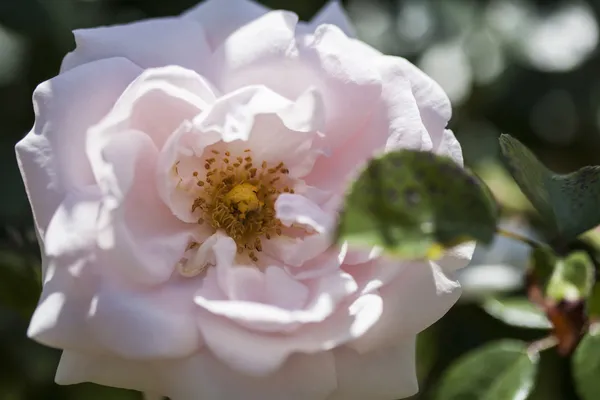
[1,0,599,398]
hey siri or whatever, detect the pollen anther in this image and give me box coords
[180,148,294,268]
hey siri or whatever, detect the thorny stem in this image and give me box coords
[497,228,543,250]
[527,335,558,358]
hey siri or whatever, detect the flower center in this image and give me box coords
[183,148,294,263]
[223,182,263,217]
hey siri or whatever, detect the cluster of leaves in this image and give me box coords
[336,134,600,400]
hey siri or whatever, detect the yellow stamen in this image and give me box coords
[178,148,299,271]
[224,183,263,217]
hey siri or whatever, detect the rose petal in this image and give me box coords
[155,121,221,224]
[349,262,461,353]
[165,85,323,187]
[438,242,477,272]
[261,193,339,269]
[91,65,216,150]
[211,10,299,94]
[212,249,312,309]
[264,266,309,309]
[61,18,212,77]
[435,129,463,165]
[390,56,452,148]
[195,85,323,145]
[284,248,344,281]
[329,339,418,400]
[308,1,356,38]
[162,351,336,400]
[342,258,409,296]
[262,233,332,268]
[196,266,356,334]
[30,181,198,359]
[56,351,164,393]
[88,279,200,359]
[351,53,451,148]
[43,186,103,259]
[89,129,192,286]
[343,247,384,266]
[28,188,104,352]
[182,0,270,50]
[375,56,433,153]
[301,24,382,147]
[195,233,343,334]
[306,55,431,191]
[214,17,381,148]
[193,267,385,376]
[275,193,333,234]
[15,57,140,239]
[28,255,100,352]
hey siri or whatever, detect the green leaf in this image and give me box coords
[499,134,600,240]
[336,150,498,260]
[475,161,534,214]
[529,246,557,288]
[529,248,594,303]
[573,328,600,400]
[589,283,600,320]
[435,340,538,400]
[546,251,594,302]
[482,297,551,329]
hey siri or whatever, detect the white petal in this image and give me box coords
[213,17,381,150]
[28,256,100,352]
[61,18,212,77]
[305,53,429,191]
[190,85,323,177]
[388,56,453,147]
[90,65,216,150]
[88,280,200,359]
[349,262,461,353]
[15,57,140,240]
[89,129,192,286]
[56,351,164,393]
[195,271,362,376]
[162,351,336,400]
[373,56,432,153]
[211,10,299,92]
[275,193,334,233]
[435,129,464,166]
[309,1,356,38]
[264,266,310,310]
[196,268,356,334]
[438,241,476,272]
[329,339,418,400]
[44,186,103,259]
[182,0,270,50]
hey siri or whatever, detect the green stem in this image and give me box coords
[527,335,558,358]
[497,228,543,249]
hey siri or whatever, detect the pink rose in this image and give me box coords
[16,1,473,399]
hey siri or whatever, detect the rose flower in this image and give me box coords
[16,1,473,399]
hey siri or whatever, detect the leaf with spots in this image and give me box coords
[499,134,600,240]
[335,150,498,260]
